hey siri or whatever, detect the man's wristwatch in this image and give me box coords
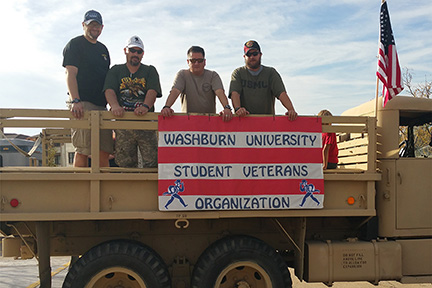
[71,98,81,104]
[224,104,232,110]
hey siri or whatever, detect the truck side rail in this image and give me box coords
[1,109,377,172]
[0,108,158,171]
[321,115,377,173]
[338,134,369,170]
[0,109,379,220]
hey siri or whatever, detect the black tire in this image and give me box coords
[62,240,171,288]
[68,256,79,271]
[191,235,292,288]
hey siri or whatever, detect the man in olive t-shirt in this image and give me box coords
[229,40,298,120]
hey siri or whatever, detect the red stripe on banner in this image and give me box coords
[158,147,322,163]
[158,179,324,196]
[158,115,322,132]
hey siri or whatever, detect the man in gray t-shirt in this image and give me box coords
[161,46,233,122]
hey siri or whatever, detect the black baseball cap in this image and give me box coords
[84,10,103,25]
[244,40,261,54]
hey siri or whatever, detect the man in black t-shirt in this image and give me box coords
[62,10,113,167]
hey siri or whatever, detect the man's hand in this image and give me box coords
[219,108,233,122]
[235,107,249,117]
[134,105,149,116]
[110,104,125,117]
[285,110,298,121]
[161,106,174,117]
[70,102,84,119]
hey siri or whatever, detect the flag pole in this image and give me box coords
[375,0,385,118]
[375,70,379,117]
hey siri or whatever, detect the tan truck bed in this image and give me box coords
[0,109,379,221]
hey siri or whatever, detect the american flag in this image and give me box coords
[376,0,403,107]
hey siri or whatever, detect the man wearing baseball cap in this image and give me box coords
[229,40,298,120]
[104,35,162,168]
[62,10,113,167]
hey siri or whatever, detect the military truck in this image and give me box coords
[0,96,431,288]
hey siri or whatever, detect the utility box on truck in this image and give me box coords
[305,239,402,284]
[1,96,431,288]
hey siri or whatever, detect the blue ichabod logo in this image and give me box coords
[163,179,188,209]
[299,179,321,207]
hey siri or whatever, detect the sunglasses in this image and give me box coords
[129,48,143,54]
[86,22,102,28]
[188,58,205,64]
[246,51,260,57]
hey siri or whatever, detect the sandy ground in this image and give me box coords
[0,256,69,288]
[0,256,431,288]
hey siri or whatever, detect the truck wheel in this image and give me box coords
[191,235,292,288]
[62,240,171,288]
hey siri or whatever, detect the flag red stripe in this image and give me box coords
[158,115,322,132]
[158,179,325,196]
[158,146,322,163]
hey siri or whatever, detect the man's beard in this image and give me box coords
[129,57,140,66]
[246,58,261,70]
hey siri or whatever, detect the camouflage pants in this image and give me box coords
[114,129,158,168]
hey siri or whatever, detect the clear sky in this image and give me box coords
[1,0,431,134]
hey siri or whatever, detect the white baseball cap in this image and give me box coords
[126,35,144,51]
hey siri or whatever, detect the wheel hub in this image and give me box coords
[236,280,251,288]
[86,268,146,288]
[216,262,273,288]
[112,281,126,288]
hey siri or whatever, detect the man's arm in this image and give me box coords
[215,88,233,122]
[231,91,249,117]
[161,88,181,117]
[105,88,124,117]
[229,69,249,117]
[65,65,84,119]
[279,91,298,121]
[135,89,158,116]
